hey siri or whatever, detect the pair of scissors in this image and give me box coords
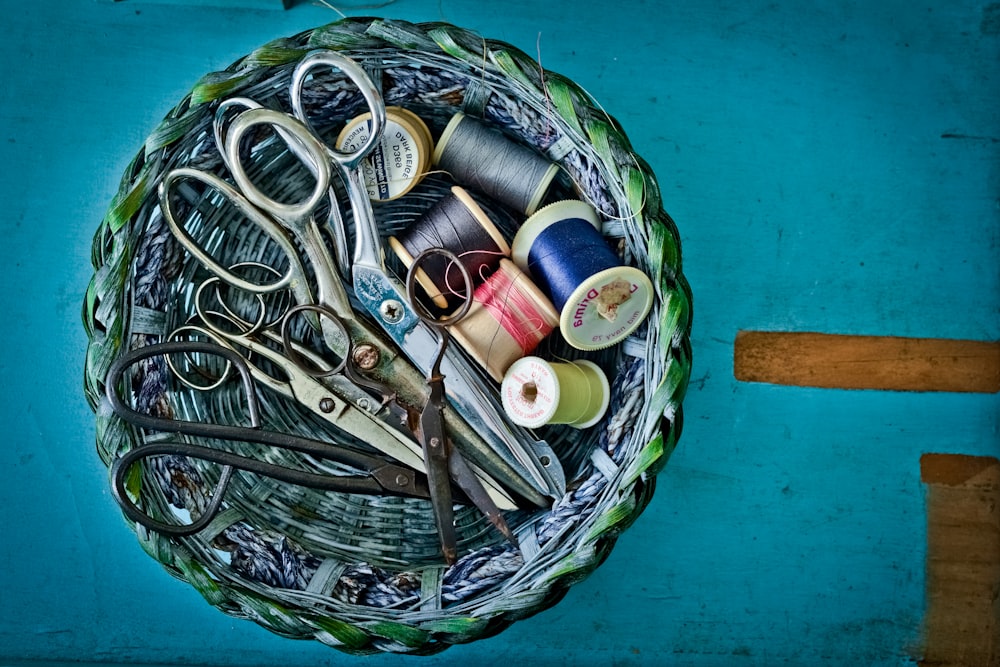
[405,249,518,563]
[105,340,437,538]
[163,278,519,513]
[288,51,569,504]
[159,50,560,509]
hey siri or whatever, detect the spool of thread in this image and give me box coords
[501,356,610,429]
[450,259,559,382]
[433,112,560,215]
[336,106,432,200]
[389,186,510,309]
[511,200,654,351]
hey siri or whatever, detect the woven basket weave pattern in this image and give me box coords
[82,17,692,654]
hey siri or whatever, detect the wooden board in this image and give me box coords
[920,454,1000,666]
[735,331,1000,393]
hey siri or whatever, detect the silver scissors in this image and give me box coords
[160,51,561,506]
[287,51,567,503]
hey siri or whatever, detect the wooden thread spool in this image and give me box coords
[511,199,654,351]
[433,112,560,215]
[450,259,559,382]
[336,106,433,200]
[389,186,510,309]
[500,356,611,429]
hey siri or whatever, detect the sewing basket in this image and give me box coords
[82,17,692,654]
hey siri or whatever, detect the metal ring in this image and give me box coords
[406,247,474,327]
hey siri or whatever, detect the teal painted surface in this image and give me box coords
[1,0,997,665]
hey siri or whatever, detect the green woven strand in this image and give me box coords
[648,218,683,285]
[175,550,228,606]
[312,616,372,650]
[418,616,490,641]
[232,590,308,637]
[426,24,490,66]
[363,620,430,648]
[490,49,539,93]
[583,118,616,173]
[623,433,665,487]
[245,38,310,68]
[543,544,600,587]
[364,19,440,52]
[584,492,638,542]
[106,163,155,234]
[308,20,380,50]
[621,164,647,227]
[145,109,205,154]
[540,73,586,137]
[190,70,253,106]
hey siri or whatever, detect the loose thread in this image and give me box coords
[450,260,558,381]
[389,186,509,308]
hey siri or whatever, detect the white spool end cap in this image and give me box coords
[559,266,654,351]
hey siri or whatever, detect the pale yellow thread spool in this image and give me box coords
[450,260,559,381]
[500,356,610,429]
[336,106,432,200]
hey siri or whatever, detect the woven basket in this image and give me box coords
[82,17,692,654]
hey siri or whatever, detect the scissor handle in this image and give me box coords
[111,443,236,537]
[223,107,332,226]
[160,167,304,296]
[290,50,387,170]
[405,248,475,328]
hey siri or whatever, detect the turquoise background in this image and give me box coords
[1,1,997,665]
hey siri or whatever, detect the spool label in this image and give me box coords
[337,112,428,201]
[560,267,655,350]
[501,358,558,428]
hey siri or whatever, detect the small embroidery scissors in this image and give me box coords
[105,340,436,538]
[404,248,517,563]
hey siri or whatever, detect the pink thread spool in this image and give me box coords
[450,259,559,381]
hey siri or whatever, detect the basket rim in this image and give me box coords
[81,15,693,655]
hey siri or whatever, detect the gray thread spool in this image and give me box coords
[433,112,560,215]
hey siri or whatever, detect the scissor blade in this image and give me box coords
[352,265,560,506]
[448,452,518,547]
[419,384,457,565]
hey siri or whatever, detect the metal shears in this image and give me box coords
[288,51,567,503]
[157,51,563,508]
[105,340,436,538]
[162,278,519,513]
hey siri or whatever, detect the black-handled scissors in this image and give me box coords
[405,249,518,563]
[105,340,433,537]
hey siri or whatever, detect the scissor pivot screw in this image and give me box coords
[395,473,410,487]
[352,344,381,370]
[319,397,336,413]
[379,299,405,324]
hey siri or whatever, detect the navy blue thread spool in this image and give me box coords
[389,186,510,309]
[511,200,654,350]
[433,112,560,216]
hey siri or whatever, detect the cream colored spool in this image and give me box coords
[501,356,611,429]
[449,260,559,382]
[336,106,432,200]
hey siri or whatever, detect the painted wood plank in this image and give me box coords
[734,331,1000,393]
[920,454,1000,666]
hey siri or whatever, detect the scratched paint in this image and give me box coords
[0,0,998,665]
